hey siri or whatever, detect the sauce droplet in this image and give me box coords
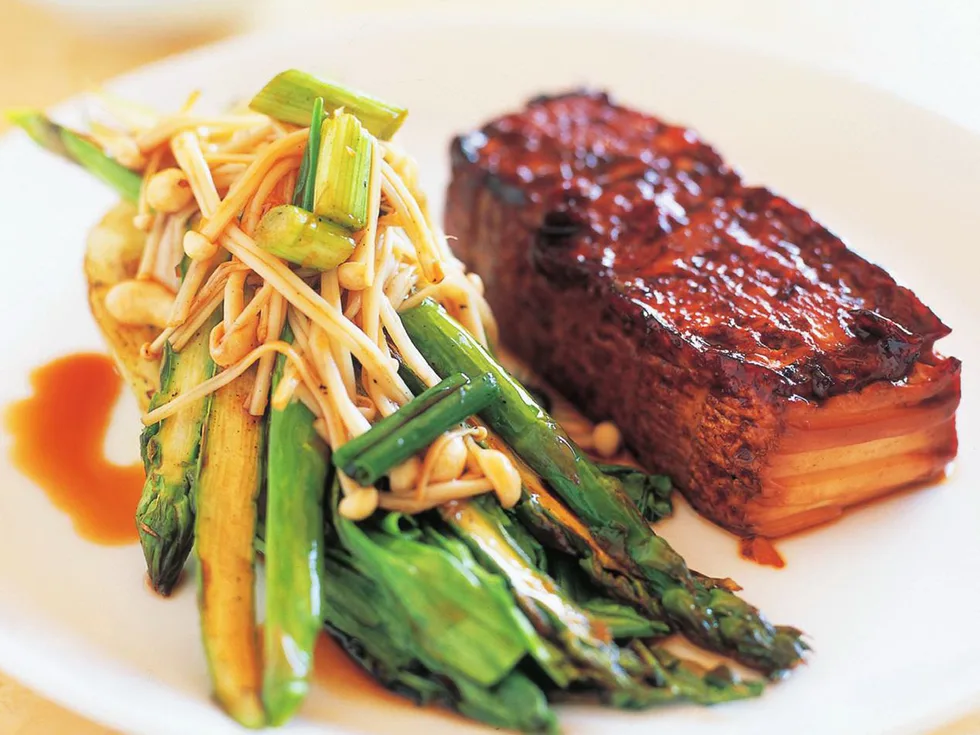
[5,353,143,545]
[739,536,785,568]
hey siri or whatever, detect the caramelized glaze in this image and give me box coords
[457,91,951,400]
[448,91,960,536]
[5,353,143,545]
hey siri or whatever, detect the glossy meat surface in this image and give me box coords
[456,92,949,401]
[447,91,961,536]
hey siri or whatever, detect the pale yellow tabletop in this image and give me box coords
[0,0,977,732]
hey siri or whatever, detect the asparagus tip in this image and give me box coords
[136,491,195,595]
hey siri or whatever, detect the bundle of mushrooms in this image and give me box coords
[96,89,519,520]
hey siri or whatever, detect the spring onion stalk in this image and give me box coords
[249,69,407,140]
[7,110,142,202]
[291,96,325,211]
[332,372,499,487]
[313,112,373,230]
[253,204,356,271]
[261,131,332,720]
[336,372,467,457]
[401,299,808,676]
[262,324,329,724]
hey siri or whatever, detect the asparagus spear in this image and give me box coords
[441,497,665,705]
[195,367,266,728]
[137,315,219,595]
[138,252,221,595]
[7,110,142,202]
[625,641,763,706]
[401,300,686,585]
[262,325,329,725]
[447,497,764,704]
[401,299,807,675]
[546,555,669,640]
[504,479,764,704]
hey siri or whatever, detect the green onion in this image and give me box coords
[8,109,142,203]
[249,69,407,140]
[340,373,469,459]
[332,372,499,486]
[314,112,372,231]
[6,109,70,157]
[262,323,329,724]
[291,97,324,211]
[253,204,356,271]
[60,131,143,203]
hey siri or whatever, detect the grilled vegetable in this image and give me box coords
[262,327,329,724]
[497,443,672,623]
[314,112,373,230]
[441,497,652,702]
[253,204,356,271]
[325,481,760,731]
[249,69,407,140]
[137,318,219,595]
[8,111,142,202]
[598,464,673,524]
[546,555,669,640]
[335,503,528,685]
[401,298,808,675]
[195,367,266,728]
[402,300,686,582]
[322,549,559,734]
[332,372,499,486]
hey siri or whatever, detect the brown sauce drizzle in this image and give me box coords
[5,353,143,545]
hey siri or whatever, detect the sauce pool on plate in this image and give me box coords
[5,353,144,545]
[313,633,407,707]
[739,536,786,569]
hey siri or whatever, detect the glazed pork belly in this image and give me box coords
[446,92,960,537]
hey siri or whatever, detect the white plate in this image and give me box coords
[1,12,978,735]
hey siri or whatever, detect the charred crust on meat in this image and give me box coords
[446,92,961,536]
